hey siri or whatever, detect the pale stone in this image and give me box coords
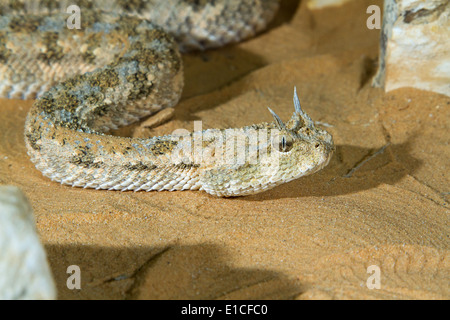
[0,186,56,300]
[373,0,450,96]
[306,0,354,10]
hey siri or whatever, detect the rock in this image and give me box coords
[373,0,450,96]
[306,0,354,10]
[0,186,56,299]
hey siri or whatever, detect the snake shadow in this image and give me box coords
[267,0,302,30]
[240,140,422,201]
[45,243,304,300]
[179,0,302,102]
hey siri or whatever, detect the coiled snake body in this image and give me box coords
[1,0,334,197]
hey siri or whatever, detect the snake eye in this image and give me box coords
[273,135,294,152]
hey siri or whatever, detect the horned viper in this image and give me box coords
[0,0,334,196]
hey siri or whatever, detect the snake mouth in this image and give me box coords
[321,151,333,168]
[321,142,335,165]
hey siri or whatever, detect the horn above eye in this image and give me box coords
[267,107,287,131]
[293,86,303,114]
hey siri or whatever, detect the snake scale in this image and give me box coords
[1,0,334,197]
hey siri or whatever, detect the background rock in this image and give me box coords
[0,185,56,300]
[306,0,354,10]
[373,0,450,96]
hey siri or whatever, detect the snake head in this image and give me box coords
[200,87,335,197]
[265,87,335,183]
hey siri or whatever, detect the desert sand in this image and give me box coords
[0,0,448,299]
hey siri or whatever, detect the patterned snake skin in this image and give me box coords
[1,0,335,197]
